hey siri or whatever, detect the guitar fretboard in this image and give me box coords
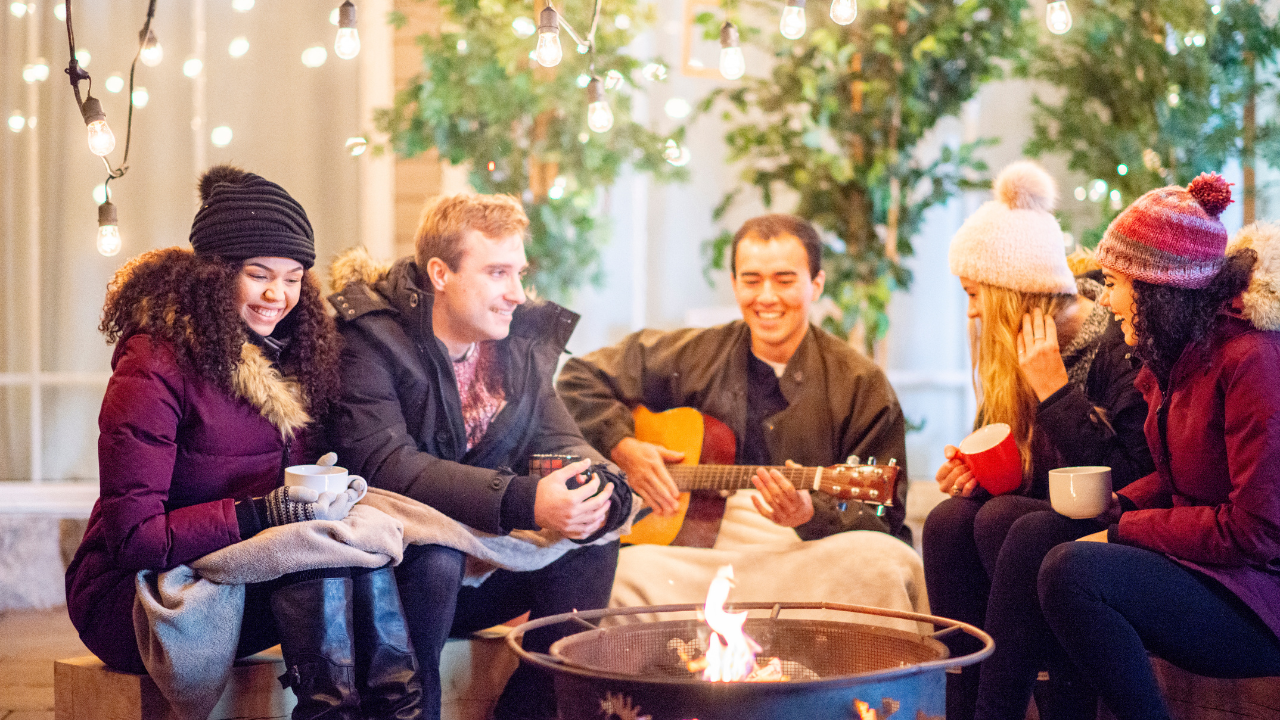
[668,465,814,491]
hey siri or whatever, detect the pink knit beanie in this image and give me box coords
[948,161,1077,295]
[1095,173,1232,289]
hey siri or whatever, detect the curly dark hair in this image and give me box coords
[1130,248,1257,384]
[100,247,341,417]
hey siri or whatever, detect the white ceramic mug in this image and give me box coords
[1048,466,1112,519]
[284,464,368,503]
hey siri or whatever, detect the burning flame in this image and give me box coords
[697,566,763,682]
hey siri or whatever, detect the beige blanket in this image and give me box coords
[609,490,930,633]
[134,488,639,720]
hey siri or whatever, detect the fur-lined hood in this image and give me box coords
[1228,222,1280,332]
[330,245,392,294]
[233,343,311,439]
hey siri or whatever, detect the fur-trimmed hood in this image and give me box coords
[1228,222,1280,332]
[330,245,392,294]
[233,342,311,439]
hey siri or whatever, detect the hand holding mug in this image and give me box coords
[936,445,977,497]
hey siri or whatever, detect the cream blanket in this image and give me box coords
[134,488,638,720]
[609,490,930,633]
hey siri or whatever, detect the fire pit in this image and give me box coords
[507,602,992,720]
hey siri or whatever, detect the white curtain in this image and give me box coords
[1,0,364,482]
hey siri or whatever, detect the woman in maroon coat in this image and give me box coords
[1037,174,1280,720]
[65,166,423,720]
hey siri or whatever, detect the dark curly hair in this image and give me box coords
[100,247,341,417]
[1130,248,1258,384]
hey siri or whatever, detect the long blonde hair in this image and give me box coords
[971,284,1076,478]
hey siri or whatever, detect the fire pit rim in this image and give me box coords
[505,601,993,689]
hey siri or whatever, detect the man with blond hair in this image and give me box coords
[328,193,631,720]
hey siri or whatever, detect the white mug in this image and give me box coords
[1048,466,1112,519]
[284,464,368,503]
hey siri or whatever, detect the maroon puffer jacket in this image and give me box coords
[65,334,317,666]
[1118,314,1280,640]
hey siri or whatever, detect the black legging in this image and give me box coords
[1039,541,1280,720]
[923,495,1101,720]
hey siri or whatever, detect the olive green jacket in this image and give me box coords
[556,321,911,543]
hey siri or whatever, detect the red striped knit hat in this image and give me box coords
[1096,173,1233,289]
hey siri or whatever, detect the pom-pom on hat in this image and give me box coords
[189,165,316,269]
[1095,172,1232,289]
[948,161,1077,294]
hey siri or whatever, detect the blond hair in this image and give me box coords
[414,194,529,271]
[971,284,1076,479]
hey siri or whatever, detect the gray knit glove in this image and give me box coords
[263,481,366,526]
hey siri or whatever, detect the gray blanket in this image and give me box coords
[134,488,638,720]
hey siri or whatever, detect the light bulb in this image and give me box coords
[719,46,745,79]
[535,5,562,67]
[719,22,745,79]
[535,32,562,66]
[830,0,856,24]
[335,28,360,58]
[780,0,807,40]
[97,202,121,257]
[1045,0,1071,34]
[586,77,613,133]
[139,28,163,66]
[335,1,360,59]
[81,96,116,156]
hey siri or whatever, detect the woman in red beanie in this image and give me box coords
[1037,173,1280,720]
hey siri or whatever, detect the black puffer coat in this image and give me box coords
[327,250,630,539]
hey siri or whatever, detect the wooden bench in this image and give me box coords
[54,631,519,720]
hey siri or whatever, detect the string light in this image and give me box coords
[535,4,563,67]
[8,112,25,132]
[182,58,202,77]
[780,0,807,40]
[1045,0,1071,34]
[586,76,613,133]
[719,22,745,80]
[97,201,121,257]
[139,28,162,66]
[80,96,116,156]
[335,1,360,59]
[229,36,250,58]
[830,0,856,25]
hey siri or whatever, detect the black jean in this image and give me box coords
[395,540,620,720]
[923,495,1100,720]
[1039,541,1280,720]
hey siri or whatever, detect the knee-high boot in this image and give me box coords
[352,567,424,720]
[271,572,362,720]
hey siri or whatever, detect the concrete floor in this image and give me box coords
[0,607,88,720]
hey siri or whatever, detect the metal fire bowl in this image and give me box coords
[507,602,993,720]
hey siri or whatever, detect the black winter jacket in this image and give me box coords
[327,253,629,538]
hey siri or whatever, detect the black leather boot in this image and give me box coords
[271,572,362,720]
[351,567,424,720]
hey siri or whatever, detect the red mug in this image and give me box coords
[957,423,1022,496]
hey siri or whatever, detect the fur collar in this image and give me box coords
[233,342,311,439]
[330,245,392,293]
[1228,222,1280,332]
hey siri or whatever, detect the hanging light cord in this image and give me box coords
[555,0,603,72]
[64,0,156,194]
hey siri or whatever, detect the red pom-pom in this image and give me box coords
[1188,172,1233,217]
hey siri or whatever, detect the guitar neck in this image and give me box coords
[667,464,812,492]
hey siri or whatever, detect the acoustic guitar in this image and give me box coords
[620,406,901,548]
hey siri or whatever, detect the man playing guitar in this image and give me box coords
[557,214,919,616]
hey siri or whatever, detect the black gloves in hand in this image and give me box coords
[570,463,633,545]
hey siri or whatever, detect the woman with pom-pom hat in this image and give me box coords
[1038,175,1280,720]
[923,161,1154,720]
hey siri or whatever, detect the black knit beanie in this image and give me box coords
[189,165,316,269]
